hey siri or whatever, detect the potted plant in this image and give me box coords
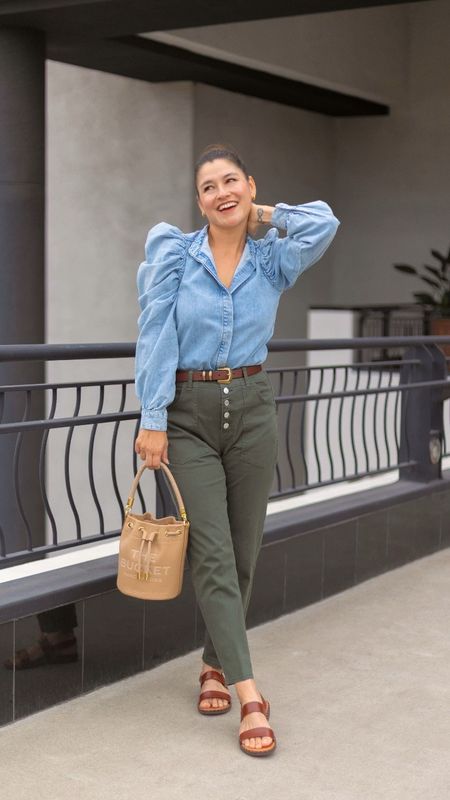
[393,244,450,357]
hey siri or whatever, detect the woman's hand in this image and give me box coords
[246,203,275,237]
[134,428,169,470]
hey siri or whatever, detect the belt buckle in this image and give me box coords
[217,366,232,384]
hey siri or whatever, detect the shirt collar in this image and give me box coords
[194,224,255,263]
[201,227,249,267]
[188,225,257,293]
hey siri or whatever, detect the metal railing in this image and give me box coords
[312,303,436,362]
[1,337,449,567]
[356,304,432,362]
[267,338,449,496]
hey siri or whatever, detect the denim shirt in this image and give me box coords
[135,201,340,430]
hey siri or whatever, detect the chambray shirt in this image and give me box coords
[135,201,340,430]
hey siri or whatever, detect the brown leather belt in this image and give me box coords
[176,364,262,384]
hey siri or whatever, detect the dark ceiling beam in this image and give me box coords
[47,34,389,117]
[4,0,425,116]
[0,0,433,40]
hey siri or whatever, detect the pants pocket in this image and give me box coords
[251,372,277,406]
[239,382,278,468]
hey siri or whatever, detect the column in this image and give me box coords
[0,28,46,562]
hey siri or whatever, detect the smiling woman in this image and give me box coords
[133,141,340,757]
[195,143,265,230]
[194,143,277,287]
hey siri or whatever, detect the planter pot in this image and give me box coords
[430,317,450,363]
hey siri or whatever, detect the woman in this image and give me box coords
[134,143,340,757]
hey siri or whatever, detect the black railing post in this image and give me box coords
[381,307,390,361]
[357,310,366,364]
[399,345,447,482]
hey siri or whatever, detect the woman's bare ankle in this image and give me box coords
[234,677,263,706]
[201,661,223,675]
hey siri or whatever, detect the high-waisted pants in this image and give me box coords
[166,366,278,686]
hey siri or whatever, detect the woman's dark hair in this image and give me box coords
[194,143,249,194]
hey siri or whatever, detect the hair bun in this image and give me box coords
[194,143,249,191]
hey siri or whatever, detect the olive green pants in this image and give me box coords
[166,366,278,685]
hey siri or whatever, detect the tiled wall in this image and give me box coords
[1,489,449,726]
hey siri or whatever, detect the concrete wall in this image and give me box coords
[45,64,194,544]
[332,0,450,305]
[46,63,194,348]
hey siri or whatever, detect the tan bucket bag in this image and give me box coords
[117,463,190,600]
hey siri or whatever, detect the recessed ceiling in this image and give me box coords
[1,0,432,116]
[0,0,432,39]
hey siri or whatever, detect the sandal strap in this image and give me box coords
[39,635,77,653]
[14,648,32,667]
[199,689,230,703]
[240,700,266,720]
[239,726,275,744]
[199,669,226,687]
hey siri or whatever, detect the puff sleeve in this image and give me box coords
[259,201,340,292]
[134,222,187,431]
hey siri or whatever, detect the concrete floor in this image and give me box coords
[1,548,449,800]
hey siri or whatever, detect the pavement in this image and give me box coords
[0,547,449,800]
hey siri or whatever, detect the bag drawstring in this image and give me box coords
[137,529,156,580]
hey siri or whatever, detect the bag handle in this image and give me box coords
[124,462,188,522]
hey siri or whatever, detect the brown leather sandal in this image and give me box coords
[198,669,231,715]
[239,697,277,757]
[3,634,78,670]
[39,634,78,664]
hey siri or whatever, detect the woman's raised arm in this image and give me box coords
[254,200,340,293]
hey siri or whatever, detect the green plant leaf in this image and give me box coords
[424,265,442,280]
[412,292,436,306]
[393,263,417,274]
[420,276,441,289]
[430,249,446,266]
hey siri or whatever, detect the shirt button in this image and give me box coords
[223,387,229,394]
[223,422,229,429]
[224,412,230,418]
[224,399,230,406]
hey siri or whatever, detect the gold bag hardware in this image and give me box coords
[117,463,189,601]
